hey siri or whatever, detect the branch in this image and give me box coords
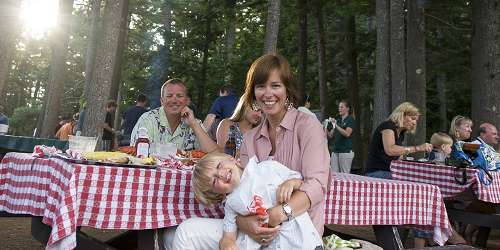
[424,13,471,31]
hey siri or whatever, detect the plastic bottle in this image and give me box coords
[135,127,150,158]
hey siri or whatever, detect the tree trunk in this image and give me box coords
[373,0,391,130]
[83,0,102,105]
[297,0,308,95]
[109,0,130,101]
[40,0,75,138]
[263,0,281,54]
[390,0,406,109]
[471,0,500,129]
[196,0,213,113]
[0,0,19,106]
[406,0,426,149]
[314,0,327,119]
[82,0,129,142]
[224,0,236,84]
[436,73,448,131]
[343,15,363,171]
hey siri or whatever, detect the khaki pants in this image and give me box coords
[330,151,354,173]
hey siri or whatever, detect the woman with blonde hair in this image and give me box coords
[365,102,433,179]
[216,95,263,158]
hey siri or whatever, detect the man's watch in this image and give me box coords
[281,203,293,222]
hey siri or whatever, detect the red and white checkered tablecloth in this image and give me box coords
[391,160,500,203]
[326,173,451,245]
[1,153,452,249]
[0,153,223,250]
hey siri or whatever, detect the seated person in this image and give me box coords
[429,132,453,164]
[192,152,322,250]
[130,78,218,153]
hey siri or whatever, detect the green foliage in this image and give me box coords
[9,105,42,136]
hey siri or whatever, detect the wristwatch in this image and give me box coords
[281,203,293,221]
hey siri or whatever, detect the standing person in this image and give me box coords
[216,95,262,158]
[326,100,356,173]
[365,102,433,179]
[55,113,79,140]
[0,105,9,135]
[120,93,148,146]
[102,100,118,151]
[130,78,218,153]
[203,84,239,140]
[168,54,330,249]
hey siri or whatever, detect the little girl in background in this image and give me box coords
[192,152,323,250]
[429,132,453,164]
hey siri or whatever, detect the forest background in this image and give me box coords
[0,0,499,171]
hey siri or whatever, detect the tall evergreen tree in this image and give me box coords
[263,0,281,54]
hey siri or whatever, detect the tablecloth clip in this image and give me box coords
[454,167,467,185]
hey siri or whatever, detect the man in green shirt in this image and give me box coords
[130,78,218,154]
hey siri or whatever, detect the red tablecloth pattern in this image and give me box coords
[325,173,450,245]
[391,160,500,203]
[1,153,452,249]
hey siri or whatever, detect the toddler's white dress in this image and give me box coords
[223,157,322,250]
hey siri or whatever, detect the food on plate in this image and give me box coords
[118,146,135,155]
[82,151,130,164]
[141,157,156,165]
[190,150,207,159]
[176,149,207,159]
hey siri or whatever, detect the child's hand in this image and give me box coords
[276,178,303,203]
[219,235,238,250]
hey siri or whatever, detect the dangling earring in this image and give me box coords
[251,102,260,111]
[284,97,293,110]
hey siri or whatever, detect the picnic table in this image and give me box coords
[391,160,500,247]
[1,153,453,250]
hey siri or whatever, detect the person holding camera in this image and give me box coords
[325,100,356,173]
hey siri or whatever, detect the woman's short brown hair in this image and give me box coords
[242,54,300,109]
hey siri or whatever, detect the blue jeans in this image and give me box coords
[366,170,392,179]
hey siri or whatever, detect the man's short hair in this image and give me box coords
[106,100,117,108]
[136,93,147,103]
[478,126,488,135]
[161,78,187,98]
[219,84,234,95]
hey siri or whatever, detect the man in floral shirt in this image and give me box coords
[130,78,218,154]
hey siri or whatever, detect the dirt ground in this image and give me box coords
[1,217,499,249]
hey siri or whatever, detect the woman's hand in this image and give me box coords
[416,143,433,153]
[236,214,280,246]
[276,179,302,203]
[219,237,238,250]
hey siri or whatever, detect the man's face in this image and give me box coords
[482,126,499,146]
[160,84,189,116]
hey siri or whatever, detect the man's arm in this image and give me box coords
[181,107,219,152]
[203,113,216,131]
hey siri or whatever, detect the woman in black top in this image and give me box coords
[365,102,432,179]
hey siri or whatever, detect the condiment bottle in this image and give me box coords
[135,127,150,158]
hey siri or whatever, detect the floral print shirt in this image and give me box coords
[130,107,202,151]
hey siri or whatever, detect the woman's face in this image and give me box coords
[243,105,262,126]
[403,115,419,131]
[254,70,287,119]
[456,122,472,140]
[338,102,349,116]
